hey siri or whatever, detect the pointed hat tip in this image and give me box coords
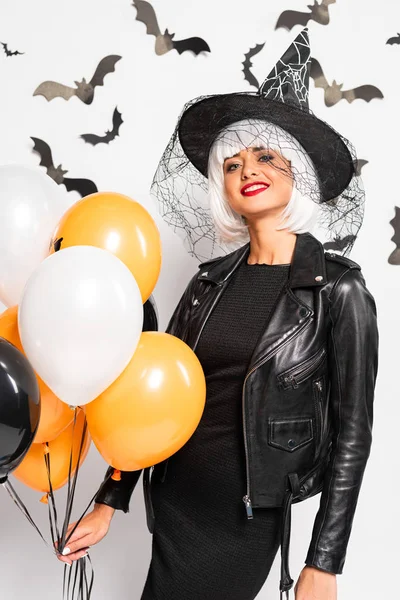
[257,26,311,105]
[298,27,309,38]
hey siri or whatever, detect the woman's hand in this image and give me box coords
[294,566,337,600]
[56,503,115,566]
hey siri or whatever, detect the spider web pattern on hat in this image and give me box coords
[258,28,310,108]
[150,29,365,262]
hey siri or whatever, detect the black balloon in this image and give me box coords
[143,294,158,331]
[0,337,40,480]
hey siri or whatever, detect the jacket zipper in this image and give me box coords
[241,316,312,519]
[313,379,324,461]
[278,346,326,389]
[242,369,254,519]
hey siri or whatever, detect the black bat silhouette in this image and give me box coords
[80,107,123,146]
[31,137,98,197]
[323,234,356,252]
[132,0,210,55]
[353,159,368,177]
[310,57,383,106]
[33,55,121,104]
[275,0,336,31]
[242,43,265,89]
[386,33,400,45]
[388,206,400,265]
[52,237,64,252]
[1,42,24,57]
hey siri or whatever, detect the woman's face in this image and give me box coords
[223,146,294,221]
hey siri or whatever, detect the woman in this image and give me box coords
[58,29,379,600]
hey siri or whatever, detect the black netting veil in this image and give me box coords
[150,29,365,262]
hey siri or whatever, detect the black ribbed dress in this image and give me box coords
[141,259,291,600]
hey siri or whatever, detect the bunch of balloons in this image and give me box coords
[0,165,206,499]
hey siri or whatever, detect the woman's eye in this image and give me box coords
[226,163,240,172]
[259,154,274,162]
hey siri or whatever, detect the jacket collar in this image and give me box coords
[198,232,327,288]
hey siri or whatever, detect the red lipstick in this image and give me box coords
[241,181,270,196]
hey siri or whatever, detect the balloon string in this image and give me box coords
[44,443,61,549]
[1,479,54,553]
[63,470,113,549]
[63,560,73,599]
[62,556,94,600]
[67,409,78,502]
[42,406,96,600]
[58,407,99,600]
[86,555,95,598]
[59,407,82,553]
[3,407,109,600]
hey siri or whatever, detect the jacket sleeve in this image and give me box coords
[94,270,200,512]
[304,266,379,573]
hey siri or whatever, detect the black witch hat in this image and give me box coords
[151,28,365,260]
[178,28,354,201]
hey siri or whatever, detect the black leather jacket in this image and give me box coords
[95,232,379,599]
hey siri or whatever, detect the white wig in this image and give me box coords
[207,118,322,244]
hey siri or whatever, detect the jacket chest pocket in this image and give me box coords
[277,344,327,390]
[268,416,314,452]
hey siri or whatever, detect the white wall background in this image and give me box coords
[0,0,398,598]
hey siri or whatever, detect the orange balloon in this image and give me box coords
[85,332,206,470]
[0,306,74,443]
[50,192,162,302]
[13,409,91,492]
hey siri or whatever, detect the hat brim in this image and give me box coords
[178,93,355,201]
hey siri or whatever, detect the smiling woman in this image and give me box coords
[149,27,365,263]
[207,118,322,245]
[56,27,378,600]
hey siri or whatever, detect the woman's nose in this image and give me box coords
[241,160,259,179]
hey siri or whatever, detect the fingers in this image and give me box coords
[57,546,90,566]
[54,526,90,559]
[60,534,92,558]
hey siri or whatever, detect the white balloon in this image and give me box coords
[18,246,144,406]
[0,164,70,307]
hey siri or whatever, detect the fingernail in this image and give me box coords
[65,562,72,568]
[62,547,71,556]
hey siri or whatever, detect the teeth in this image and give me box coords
[244,184,268,193]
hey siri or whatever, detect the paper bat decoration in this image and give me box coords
[132,0,210,55]
[242,43,265,89]
[310,57,383,106]
[31,137,98,197]
[33,55,121,104]
[388,206,400,265]
[53,237,64,252]
[1,42,24,57]
[275,0,336,31]
[80,107,123,146]
[386,33,400,45]
[353,159,368,176]
[322,234,356,252]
